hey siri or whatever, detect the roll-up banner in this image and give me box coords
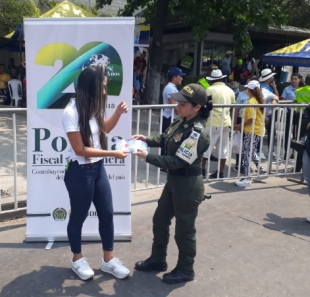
[25,17,134,242]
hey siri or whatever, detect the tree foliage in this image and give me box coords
[96,0,288,54]
[0,0,40,36]
[95,0,289,103]
[284,0,310,29]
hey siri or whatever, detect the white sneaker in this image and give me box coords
[101,257,130,279]
[259,152,266,160]
[235,178,252,187]
[71,257,94,280]
[306,218,310,223]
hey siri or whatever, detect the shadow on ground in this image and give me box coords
[263,213,310,238]
[0,267,184,297]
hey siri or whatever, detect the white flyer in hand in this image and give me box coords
[115,139,149,153]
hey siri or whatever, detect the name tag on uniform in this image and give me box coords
[175,130,201,164]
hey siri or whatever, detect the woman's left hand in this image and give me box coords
[132,149,148,159]
[116,101,129,115]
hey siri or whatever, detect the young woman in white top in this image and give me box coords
[62,64,129,281]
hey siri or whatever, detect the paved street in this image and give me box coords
[1,176,310,296]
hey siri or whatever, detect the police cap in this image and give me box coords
[170,83,208,107]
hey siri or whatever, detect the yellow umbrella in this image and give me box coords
[5,0,95,38]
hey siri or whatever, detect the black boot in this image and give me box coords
[202,169,206,178]
[163,268,195,284]
[134,257,167,272]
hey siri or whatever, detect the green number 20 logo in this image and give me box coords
[35,42,123,109]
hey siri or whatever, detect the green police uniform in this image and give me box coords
[145,115,210,271]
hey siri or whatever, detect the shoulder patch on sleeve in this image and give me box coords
[194,122,203,132]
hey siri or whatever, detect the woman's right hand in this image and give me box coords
[113,150,129,159]
[132,135,147,142]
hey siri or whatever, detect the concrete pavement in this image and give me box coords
[1,176,310,296]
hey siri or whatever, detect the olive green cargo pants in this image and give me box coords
[151,174,204,271]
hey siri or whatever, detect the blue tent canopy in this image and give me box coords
[1,24,24,52]
[262,39,310,67]
[0,36,23,52]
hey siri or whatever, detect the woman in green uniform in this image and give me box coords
[132,83,212,284]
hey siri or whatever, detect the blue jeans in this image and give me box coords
[64,160,114,254]
[302,151,310,196]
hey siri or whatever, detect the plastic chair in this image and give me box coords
[8,79,22,107]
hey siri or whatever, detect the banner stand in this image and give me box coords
[25,17,134,243]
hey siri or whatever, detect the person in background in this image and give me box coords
[233,59,248,84]
[197,64,218,90]
[202,69,235,179]
[6,58,19,79]
[233,75,258,172]
[62,64,130,281]
[134,50,147,91]
[259,68,281,161]
[281,73,303,160]
[161,67,186,158]
[20,62,27,107]
[220,51,233,78]
[303,105,310,222]
[133,62,141,104]
[133,84,211,284]
[235,80,266,187]
[197,64,220,163]
[295,74,310,169]
[244,54,256,76]
[0,63,11,105]
[227,81,240,99]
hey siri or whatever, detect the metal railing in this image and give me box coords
[0,108,27,215]
[132,102,309,189]
[0,102,308,214]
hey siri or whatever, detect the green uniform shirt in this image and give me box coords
[145,115,210,170]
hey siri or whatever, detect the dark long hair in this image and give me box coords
[75,64,107,150]
[248,87,265,113]
[291,73,305,87]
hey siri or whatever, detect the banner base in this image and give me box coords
[25,233,132,242]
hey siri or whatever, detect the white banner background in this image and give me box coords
[25,18,134,242]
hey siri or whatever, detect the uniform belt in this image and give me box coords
[168,167,202,176]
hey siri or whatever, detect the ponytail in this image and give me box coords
[191,95,213,119]
[200,106,210,119]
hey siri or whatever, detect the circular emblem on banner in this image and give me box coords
[53,208,67,221]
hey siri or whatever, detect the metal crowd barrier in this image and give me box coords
[132,102,309,190]
[0,103,308,214]
[0,108,27,215]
